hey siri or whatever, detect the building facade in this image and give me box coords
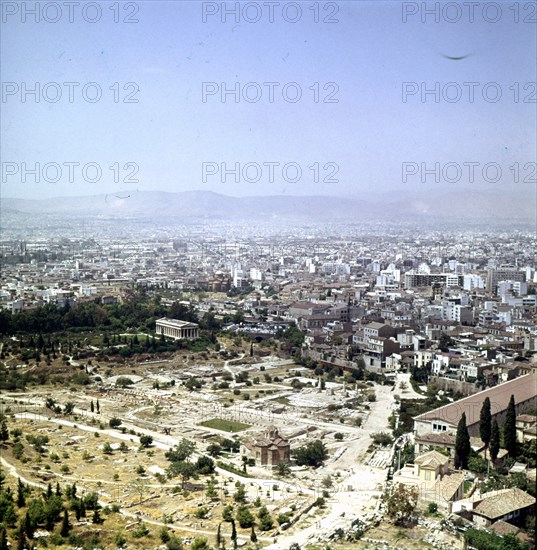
[243,427,290,467]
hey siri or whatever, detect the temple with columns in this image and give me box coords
[155,317,199,340]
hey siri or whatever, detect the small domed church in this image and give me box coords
[243,426,290,467]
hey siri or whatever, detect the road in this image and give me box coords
[266,377,399,548]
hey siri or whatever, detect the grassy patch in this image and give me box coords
[199,418,251,432]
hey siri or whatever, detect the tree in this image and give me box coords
[115,532,127,548]
[490,419,500,462]
[0,419,9,442]
[383,483,419,525]
[16,528,26,550]
[131,477,149,504]
[60,508,71,536]
[0,528,8,550]
[23,510,34,538]
[464,527,527,550]
[257,506,274,531]
[65,482,77,499]
[236,505,255,528]
[371,432,393,445]
[206,477,218,500]
[165,438,196,463]
[216,522,222,549]
[191,538,210,550]
[207,443,221,457]
[92,509,103,524]
[479,397,491,449]
[0,493,17,528]
[90,400,94,413]
[467,453,488,474]
[108,417,122,428]
[96,399,100,413]
[222,505,234,522]
[167,461,196,488]
[230,519,238,549]
[294,439,328,467]
[233,481,247,503]
[504,394,517,457]
[82,491,100,510]
[139,435,153,448]
[455,412,471,469]
[322,474,333,488]
[16,478,25,508]
[250,525,257,543]
[160,527,171,543]
[195,455,215,475]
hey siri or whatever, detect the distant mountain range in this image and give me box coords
[1,189,535,223]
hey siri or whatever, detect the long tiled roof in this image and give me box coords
[414,373,537,427]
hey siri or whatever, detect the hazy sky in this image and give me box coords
[1,0,536,198]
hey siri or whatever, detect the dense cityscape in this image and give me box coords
[0,215,536,549]
[1,0,536,549]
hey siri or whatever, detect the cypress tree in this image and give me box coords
[455,412,471,469]
[16,478,25,508]
[0,419,9,442]
[504,394,517,457]
[0,528,8,550]
[479,397,491,448]
[16,529,26,550]
[60,509,71,537]
[92,509,101,524]
[250,525,257,542]
[74,501,82,521]
[490,419,500,461]
[23,511,34,539]
[231,519,237,549]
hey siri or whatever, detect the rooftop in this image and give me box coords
[473,488,535,519]
[414,373,537,427]
[156,317,199,328]
[415,450,448,469]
